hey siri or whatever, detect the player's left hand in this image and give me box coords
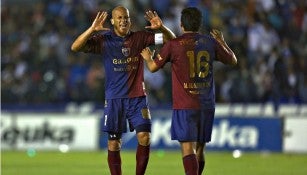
[210,29,225,42]
[141,47,155,61]
[144,10,162,30]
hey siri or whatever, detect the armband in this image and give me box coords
[155,33,163,45]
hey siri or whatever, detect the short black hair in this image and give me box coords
[181,7,202,32]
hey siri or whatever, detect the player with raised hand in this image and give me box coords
[141,7,237,175]
[71,6,175,175]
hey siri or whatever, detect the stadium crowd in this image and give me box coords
[1,0,307,109]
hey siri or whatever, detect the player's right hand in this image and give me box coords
[91,11,110,31]
[141,47,155,61]
[144,10,163,30]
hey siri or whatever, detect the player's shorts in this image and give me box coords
[171,109,215,143]
[102,96,152,134]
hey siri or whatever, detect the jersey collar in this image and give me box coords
[111,29,132,39]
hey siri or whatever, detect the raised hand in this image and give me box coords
[210,29,225,42]
[91,11,110,31]
[144,10,162,30]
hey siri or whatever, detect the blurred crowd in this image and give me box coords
[1,0,307,109]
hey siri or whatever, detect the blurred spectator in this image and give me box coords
[86,59,105,102]
[67,54,90,102]
[246,15,263,67]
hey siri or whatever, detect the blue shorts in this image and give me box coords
[102,96,152,134]
[171,109,215,143]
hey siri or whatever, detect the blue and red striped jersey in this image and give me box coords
[85,30,159,99]
[154,33,234,109]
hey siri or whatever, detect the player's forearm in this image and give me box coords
[71,27,95,52]
[160,25,176,43]
[222,41,237,65]
[145,59,159,72]
[217,40,237,66]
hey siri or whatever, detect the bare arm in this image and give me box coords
[140,47,159,72]
[159,24,176,43]
[144,10,176,43]
[210,29,237,66]
[71,11,109,52]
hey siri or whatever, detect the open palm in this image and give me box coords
[144,10,162,30]
[210,29,224,42]
[91,11,110,31]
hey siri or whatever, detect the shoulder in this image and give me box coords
[94,30,112,36]
[124,31,155,40]
[167,35,185,44]
[132,30,154,36]
[199,33,215,42]
[197,33,218,48]
[91,30,111,39]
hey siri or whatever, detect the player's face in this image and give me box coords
[112,8,131,37]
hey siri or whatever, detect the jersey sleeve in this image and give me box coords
[139,31,162,46]
[153,41,172,68]
[84,33,104,54]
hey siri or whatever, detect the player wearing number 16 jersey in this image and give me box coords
[141,7,237,175]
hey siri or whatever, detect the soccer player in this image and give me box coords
[71,6,175,175]
[140,7,237,175]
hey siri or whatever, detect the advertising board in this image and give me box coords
[1,113,99,150]
[283,117,307,153]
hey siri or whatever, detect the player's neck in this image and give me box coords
[114,29,130,38]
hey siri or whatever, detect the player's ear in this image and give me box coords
[111,19,114,25]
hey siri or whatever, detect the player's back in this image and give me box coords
[166,33,218,109]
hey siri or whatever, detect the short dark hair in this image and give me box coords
[181,7,202,32]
